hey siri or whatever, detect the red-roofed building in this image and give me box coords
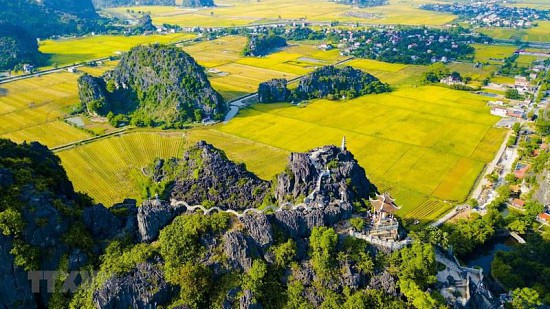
[538,213,550,223]
[514,164,530,179]
[511,198,525,209]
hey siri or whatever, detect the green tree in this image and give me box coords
[0,208,24,236]
[310,227,338,279]
[512,288,542,309]
[272,239,296,268]
[505,88,522,100]
[391,242,436,289]
[399,279,438,309]
[243,260,268,297]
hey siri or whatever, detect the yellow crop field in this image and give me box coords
[58,129,289,206]
[213,85,505,221]
[0,72,92,147]
[478,21,550,42]
[39,33,196,67]
[106,0,456,28]
[346,59,427,86]
[58,132,187,206]
[446,62,498,81]
[472,44,517,64]
[182,37,346,99]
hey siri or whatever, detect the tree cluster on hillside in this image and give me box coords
[78,44,226,128]
[243,33,288,57]
[0,22,47,70]
[0,0,109,70]
[258,66,390,104]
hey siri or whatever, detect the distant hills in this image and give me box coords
[0,0,101,70]
[92,0,214,8]
[92,0,175,8]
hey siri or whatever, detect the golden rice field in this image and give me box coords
[105,0,456,27]
[472,44,518,64]
[58,132,187,205]
[182,36,347,99]
[39,33,196,67]
[214,86,506,221]
[478,21,550,42]
[57,130,289,206]
[0,72,92,148]
[346,58,427,86]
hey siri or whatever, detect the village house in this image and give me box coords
[538,213,550,224]
[511,198,525,209]
[491,107,508,117]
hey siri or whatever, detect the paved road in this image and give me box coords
[222,57,355,123]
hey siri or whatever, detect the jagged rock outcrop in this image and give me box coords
[82,204,123,239]
[0,139,97,308]
[257,78,289,103]
[223,231,258,271]
[80,44,226,126]
[239,213,273,249]
[275,144,377,206]
[271,202,353,239]
[169,141,270,210]
[92,261,175,308]
[293,66,390,100]
[368,270,398,296]
[0,235,35,308]
[137,199,186,242]
[243,34,287,57]
[240,289,263,309]
[77,74,108,115]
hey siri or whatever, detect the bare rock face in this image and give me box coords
[77,74,107,115]
[82,204,123,240]
[137,199,186,242]
[223,231,258,271]
[92,262,175,309]
[169,141,270,211]
[274,145,377,206]
[0,235,35,308]
[239,213,273,249]
[0,168,13,187]
[240,289,263,309]
[368,270,398,296]
[258,79,289,103]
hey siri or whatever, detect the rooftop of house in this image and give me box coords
[370,193,400,213]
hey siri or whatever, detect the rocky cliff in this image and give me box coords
[275,144,377,206]
[79,44,226,127]
[0,22,45,70]
[293,65,391,100]
[243,34,287,57]
[78,74,108,115]
[257,78,289,103]
[152,141,270,210]
[1,138,411,308]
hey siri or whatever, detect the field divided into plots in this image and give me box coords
[57,132,187,206]
[0,72,91,148]
[105,0,456,28]
[215,86,506,222]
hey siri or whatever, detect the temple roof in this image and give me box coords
[369,193,399,213]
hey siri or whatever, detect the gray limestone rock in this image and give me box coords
[92,262,175,309]
[137,199,186,242]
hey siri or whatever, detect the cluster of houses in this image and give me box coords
[421,1,549,28]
